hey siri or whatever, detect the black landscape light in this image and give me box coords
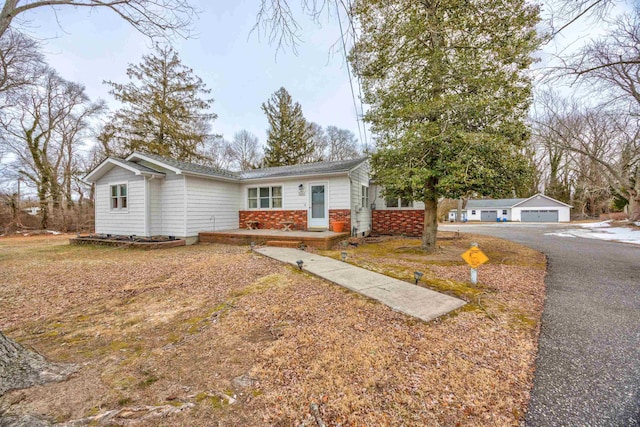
[296,260,304,270]
[341,251,347,262]
[299,243,306,251]
[414,271,423,284]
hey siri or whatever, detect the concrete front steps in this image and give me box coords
[265,240,303,248]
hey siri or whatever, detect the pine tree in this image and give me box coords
[105,45,215,161]
[261,87,313,166]
[350,0,540,251]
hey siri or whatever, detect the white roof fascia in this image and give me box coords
[347,158,368,173]
[84,158,164,182]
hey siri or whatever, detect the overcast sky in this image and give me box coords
[13,0,631,151]
[20,0,366,148]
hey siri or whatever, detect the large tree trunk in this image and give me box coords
[629,189,640,222]
[421,197,438,252]
[0,331,75,396]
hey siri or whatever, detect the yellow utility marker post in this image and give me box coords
[461,242,489,285]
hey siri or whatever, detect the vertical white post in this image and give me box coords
[470,242,478,285]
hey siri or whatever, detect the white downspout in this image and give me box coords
[144,176,151,237]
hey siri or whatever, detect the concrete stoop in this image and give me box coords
[265,240,303,248]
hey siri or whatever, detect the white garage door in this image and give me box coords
[521,210,559,222]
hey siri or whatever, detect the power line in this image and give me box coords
[334,2,369,149]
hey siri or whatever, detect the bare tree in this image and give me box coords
[325,125,360,161]
[546,0,618,39]
[229,130,262,171]
[534,92,640,220]
[0,67,103,228]
[0,0,198,40]
[200,136,233,170]
[305,122,327,163]
[252,0,354,54]
[563,8,640,110]
[0,29,43,99]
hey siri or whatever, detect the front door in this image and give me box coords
[309,183,328,228]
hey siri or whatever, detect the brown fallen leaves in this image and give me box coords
[0,232,545,426]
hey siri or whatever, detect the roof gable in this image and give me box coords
[84,157,165,182]
[512,193,572,208]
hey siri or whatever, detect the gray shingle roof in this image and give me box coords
[239,157,368,180]
[466,198,526,209]
[133,153,240,179]
[113,158,165,175]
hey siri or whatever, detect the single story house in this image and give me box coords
[448,194,572,222]
[84,153,372,243]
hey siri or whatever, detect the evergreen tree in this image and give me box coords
[105,45,215,161]
[261,87,313,166]
[350,0,540,251]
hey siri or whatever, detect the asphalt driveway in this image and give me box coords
[441,223,640,426]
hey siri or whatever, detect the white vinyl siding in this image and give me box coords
[186,176,241,235]
[158,174,186,237]
[327,176,350,209]
[149,178,163,235]
[95,167,145,236]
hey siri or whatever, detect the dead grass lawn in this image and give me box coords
[0,232,546,426]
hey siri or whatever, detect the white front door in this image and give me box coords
[309,183,328,228]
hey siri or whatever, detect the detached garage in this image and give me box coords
[511,194,571,222]
[463,193,571,223]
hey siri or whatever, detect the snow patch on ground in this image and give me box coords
[546,221,640,245]
[578,220,612,228]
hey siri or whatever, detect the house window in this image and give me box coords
[110,184,127,210]
[386,197,412,208]
[471,210,476,215]
[248,186,282,209]
[502,209,508,215]
[361,185,369,208]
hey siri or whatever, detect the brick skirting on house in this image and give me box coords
[372,209,424,236]
[239,210,307,230]
[328,209,351,232]
[239,209,353,231]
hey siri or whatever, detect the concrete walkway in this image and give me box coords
[255,247,466,322]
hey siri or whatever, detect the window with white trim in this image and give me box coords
[471,210,477,215]
[385,196,412,208]
[502,209,508,215]
[361,185,369,209]
[110,184,128,210]
[248,186,282,209]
